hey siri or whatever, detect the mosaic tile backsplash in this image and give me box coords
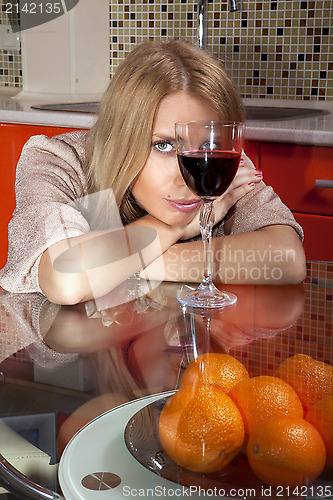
[0,0,332,99]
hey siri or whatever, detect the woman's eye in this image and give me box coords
[201,141,218,151]
[153,141,175,153]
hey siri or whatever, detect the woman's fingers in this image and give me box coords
[222,181,257,205]
[227,166,262,192]
[213,167,262,222]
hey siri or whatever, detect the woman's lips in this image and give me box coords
[164,198,201,213]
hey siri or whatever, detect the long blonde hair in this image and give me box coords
[85,39,245,224]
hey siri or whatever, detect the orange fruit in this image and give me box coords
[159,384,244,473]
[306,395,333,468]
[275,354,333,412]
[157,385,195,447]
[180,353,249,394]
[247,415,326,487]
[229,375,303,436]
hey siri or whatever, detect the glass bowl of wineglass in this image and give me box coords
[175,121,244,309]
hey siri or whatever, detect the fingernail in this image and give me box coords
[248,182,255,187]
[255,170,263,177]
[240,159,245,164]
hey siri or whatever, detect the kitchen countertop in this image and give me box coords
[0,89,99,130]
[242,97,333,147]
[0,88,333,146]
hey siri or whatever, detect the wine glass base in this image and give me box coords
[177,285,237,309]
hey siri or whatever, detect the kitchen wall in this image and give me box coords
[0,0,332,100]
[0,3,21,88]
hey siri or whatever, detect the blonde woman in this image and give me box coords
[0,39,306,305]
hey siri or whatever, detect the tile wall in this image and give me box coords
[0,2,21,88]
[0,0,332,99]
[109,0,333,100]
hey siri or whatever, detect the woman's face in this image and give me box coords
[131,91,220,226]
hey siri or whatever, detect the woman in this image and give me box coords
[0,39,306,305]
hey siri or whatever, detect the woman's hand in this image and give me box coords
[213,164,262,224]
[180,164,262,241]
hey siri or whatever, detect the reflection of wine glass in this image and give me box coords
[175,121,244,308]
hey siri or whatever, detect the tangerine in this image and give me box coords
[229,375,303,436]
[306,395,333,468]
[159,384,244,473]
[275,354,333,412]
[180,353,249,394]
[247,415,326,487]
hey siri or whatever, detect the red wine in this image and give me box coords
[177,150,240,199]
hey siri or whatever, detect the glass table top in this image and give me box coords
[0,261,331,499]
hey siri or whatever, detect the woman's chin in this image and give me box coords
[157,211,197,228]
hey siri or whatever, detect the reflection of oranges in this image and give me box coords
[159,384,244,473]
[306,395,333,468]
[229,375,303,436]
[180,353,249,394]
[275,354,333,412]
[247,416,326,487]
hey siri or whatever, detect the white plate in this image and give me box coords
[59,391,333,500]
[59,391,211,499]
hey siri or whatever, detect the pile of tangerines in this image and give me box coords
[159,352,333,488]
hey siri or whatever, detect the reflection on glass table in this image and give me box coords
[0,261,331,498]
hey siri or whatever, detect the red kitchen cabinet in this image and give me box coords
[244,140,260,168]
[259,142,332,261]
[0,123,85,269]
[259,143,332,216]
[293,213,333,262]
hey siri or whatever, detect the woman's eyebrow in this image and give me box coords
[151,134,176,142]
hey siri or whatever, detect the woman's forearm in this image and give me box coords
[38,220,306,305]
[145,225,306,286]
[214,225,306,285]
[39,214,184,305]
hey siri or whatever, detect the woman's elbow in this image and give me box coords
[288,257,307,285]
[284,239,307,285]
[270,225,307,285]
[39,274,89,305]
[39,251,90,305]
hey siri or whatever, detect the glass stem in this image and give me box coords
[199,201,215,289]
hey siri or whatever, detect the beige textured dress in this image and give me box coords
[0,130,303,295]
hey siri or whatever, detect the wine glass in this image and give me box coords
[175,121,244,309]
